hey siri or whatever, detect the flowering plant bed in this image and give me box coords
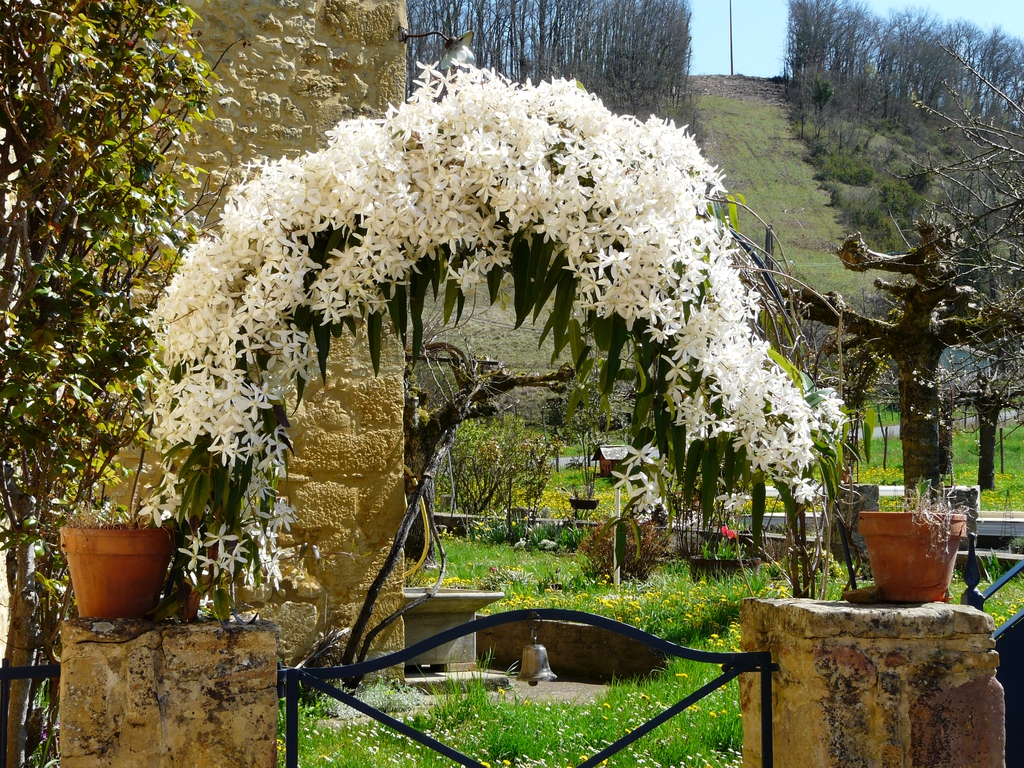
[144,65,843,617]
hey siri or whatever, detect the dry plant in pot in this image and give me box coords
[858,488,967,602]
[60,497,173,620]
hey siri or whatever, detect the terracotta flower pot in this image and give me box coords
[61,527,174,619]
[858,511,967,602]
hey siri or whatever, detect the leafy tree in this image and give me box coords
[0,1,211,760]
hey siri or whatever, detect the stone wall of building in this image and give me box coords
[740,598,1005,768]
[182,0,407,193]
[244,335,407,664]
[178,0,409,665]
[60,619,278,768]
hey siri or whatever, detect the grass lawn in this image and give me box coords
[285,540,1024,767]
[858,423,1024,512]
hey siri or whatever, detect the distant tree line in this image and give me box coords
[405,0,694,118]
[786,0,1024,132]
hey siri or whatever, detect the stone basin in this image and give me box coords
[402,587,504,670]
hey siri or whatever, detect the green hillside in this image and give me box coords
[696,94,875,300]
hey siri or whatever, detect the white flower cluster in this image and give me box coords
[149,66,842,583]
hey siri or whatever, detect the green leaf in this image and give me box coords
[540,270,576,358]
[671,424,687,480]
[751,481,766,549]
[568,318,584,366]
[213,587,231,620]
[776,482,797,525]
[443,279,461,325]
[409,267,428,364]
[600,314,628,394]
[368,312,383,375]
[701,435,719,522]
[533,253,568,322]
[511,235,532,328]
[487,264,504,305]
[149,592,179,622]
[632,393,653,432]
[177,443,209,480]
[614,520,628,568]
[863,407,877,465]
[530,237,555,303]
[768,348,802,386]
[313,316,331,384]
[192,470,210,518]
[683,440,703,502]
[387,284,407,346]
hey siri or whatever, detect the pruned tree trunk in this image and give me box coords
[978,400,1001,491]
[895,343,944,489]
[6,541,40,768]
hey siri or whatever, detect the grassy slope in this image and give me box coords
[696,94,876,300]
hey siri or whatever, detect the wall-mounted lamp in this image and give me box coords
[399,28,475,69]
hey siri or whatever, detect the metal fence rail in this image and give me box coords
[278,608,776,768]
[961,532,1024,628]
[961,532,1024,767]
[0,658,61,763]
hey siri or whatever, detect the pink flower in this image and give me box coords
[720,525,737,540]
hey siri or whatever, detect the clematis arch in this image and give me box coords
[146,66,843,617]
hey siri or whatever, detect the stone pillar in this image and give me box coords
[243,336,407,665]
[948,485,981,535]
[60,619,279,768]
[740,599,1004,768]
[836,483,879,565]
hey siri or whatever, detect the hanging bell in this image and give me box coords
[519,642,557,686]
[519,613,557,686]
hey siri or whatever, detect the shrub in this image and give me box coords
[578,521,669,581]
[879,178,924,222]
[816,153,875,186]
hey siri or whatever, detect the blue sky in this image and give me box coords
[691,1,1024,77]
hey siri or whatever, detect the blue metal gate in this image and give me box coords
[962,533,1024,767]
[278,608,777,768]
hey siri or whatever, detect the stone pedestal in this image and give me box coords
[60,619,279,768]
[402,588,504,669]
[740,599,1004,768]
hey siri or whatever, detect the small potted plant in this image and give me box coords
[567,472,599,515]
[688,525,761,580]
[858,486,967,602]
[61,495,173,620]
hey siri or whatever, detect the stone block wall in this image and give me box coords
[181,0,407,194]
[740,598,1005,768]
[176,1,409,665]
[244,335,407,664]
[60,618,279,768]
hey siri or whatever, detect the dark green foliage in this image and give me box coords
[0,0,212,522]
[0,0,212,759]
[815,153,875,186]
